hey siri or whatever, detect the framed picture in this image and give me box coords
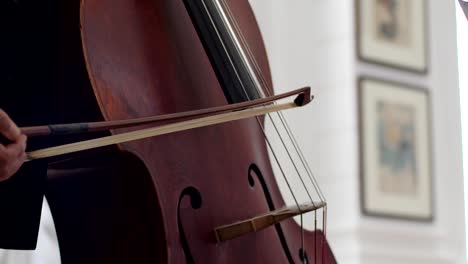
[461,0,468,21]
[358,78,433,220]
[356,0,428,73]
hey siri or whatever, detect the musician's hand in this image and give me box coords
[0,110,26,182]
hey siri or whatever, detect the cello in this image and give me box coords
[1,0,336,263]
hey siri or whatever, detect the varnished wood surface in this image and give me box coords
[79,0,337,263]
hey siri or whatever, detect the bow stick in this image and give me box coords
[22,87,312,160]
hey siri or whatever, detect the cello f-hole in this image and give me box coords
[248,164,294,264]
[177,186,203,264]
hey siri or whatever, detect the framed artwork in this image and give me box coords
[358,78,433,220]
[356,0,428,73]
[461,0,468,20]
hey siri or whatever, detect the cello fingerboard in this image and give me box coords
[183,0,263,103]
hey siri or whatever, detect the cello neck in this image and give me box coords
[184,0,265,103]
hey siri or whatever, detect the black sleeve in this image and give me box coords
[0,161,47,250]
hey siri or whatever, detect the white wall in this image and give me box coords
[250,0,466,263]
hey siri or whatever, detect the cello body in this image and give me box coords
[1,0,336,263]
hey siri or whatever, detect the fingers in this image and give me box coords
[0,109,21,141]
[0,110,26,181]
[1,152,26,181]
[0,134,27,182]
[4,134,27,157]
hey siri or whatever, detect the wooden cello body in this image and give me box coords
[3,0,336,263]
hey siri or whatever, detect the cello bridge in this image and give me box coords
[214,201,326,242]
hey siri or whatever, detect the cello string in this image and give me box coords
[234,32,329,260]
[219,1,328,260]
[202,0,310,211]
[276,115,327,261]
[211,0,319,224]
[219,0,326,204]
[300,214,305,264]
[278,117,326,201]
[216,0,318,207]
[264,115,315,203]
[224,5,329,259]
[222,1,326,203]
[208,2,330,261]
[253,117,311,212]
[220,11,329,258]
[227,16,329,260]
[256,120,303,208]
[199,0,304,212]
[215,0,314,259]
[322,204,328,263]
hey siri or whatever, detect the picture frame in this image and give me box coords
[356,0,428,73]
[461,0,468,21]
[358,78,433,221]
